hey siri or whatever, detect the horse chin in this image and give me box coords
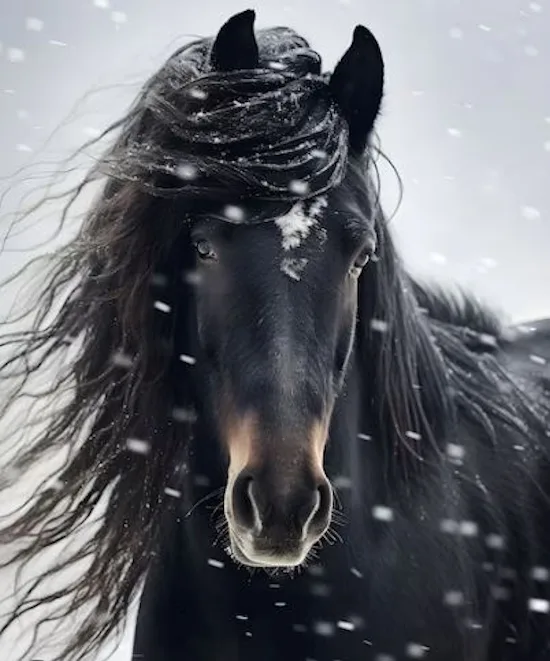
[227,531,309,569]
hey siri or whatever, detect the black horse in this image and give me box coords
[0,9,549,661]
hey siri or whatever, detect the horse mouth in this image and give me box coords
[227,529,310,568]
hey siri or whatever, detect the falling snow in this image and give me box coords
[111,11,127,24]
[429,252,447,264]
[444,591,464,606]
[25,17,44,31]
[83,126,102,138]
[370,319,388,333]
[176,162,199,180]
[312,621,335,636]
[446,443,465,460]
[223,204,246,222]
[521,205,541,221]
[126,438,151,455]
[111,350,133,368]
[486,533,506,550]
[164,487,182,498]
[531,567,550,582]
[406,642,430,658]
[288,179,310,196]
[7,48,25,62]
[372,505,394,522]
[172,407,198,423]
[528,598,550,613]
[207,558,224,569]
[153,300,171,313]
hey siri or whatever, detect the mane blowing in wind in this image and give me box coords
[0,14,360,661]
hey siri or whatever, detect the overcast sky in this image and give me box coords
[0,1,549,659]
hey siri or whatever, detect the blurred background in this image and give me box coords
[0,0,548,659]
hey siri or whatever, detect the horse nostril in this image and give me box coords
[231,473,256,530]
[309,479,333,533]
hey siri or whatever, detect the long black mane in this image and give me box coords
[0,19,549,661]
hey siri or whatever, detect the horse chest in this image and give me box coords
[159,517,488,661]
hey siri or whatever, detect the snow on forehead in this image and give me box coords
[275,196,328,252]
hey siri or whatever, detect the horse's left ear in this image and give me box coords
[329,25,384,153]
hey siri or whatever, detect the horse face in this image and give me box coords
[184,9,383,567]
[191,176,376,567]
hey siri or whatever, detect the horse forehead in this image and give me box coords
[272,196,330,282]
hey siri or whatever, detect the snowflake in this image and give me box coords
[528,598,550,613]
[288,179,309,195]
[126,438,151,455]
[176,162,198,180]
[406,642,430,658]
[111,11,128,24]
[80,128,103,144]
[172,407,198,423]
[312,621,335,636]
[153,300,171,313]
[25,17,44,31]
[223,205,246,223]
[207,558,224,569]
[446,443,465,460]
[531,566,550,582]
[444,591,464,606]
[164,487,182,498]
[7,48,25,63]
[486,533,505,550]
[521,206,541,221]
[370,318,389,333]
[372,505,394,522]
[429,252,447,264]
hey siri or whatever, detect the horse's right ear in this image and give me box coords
[329,25,384,154]
[210,9,260,71]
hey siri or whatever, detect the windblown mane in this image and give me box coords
[0,25,360,661]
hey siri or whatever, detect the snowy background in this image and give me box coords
[0,0,549,659]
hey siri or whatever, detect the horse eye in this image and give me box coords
[349,249,371,277]
[194,239,217,261]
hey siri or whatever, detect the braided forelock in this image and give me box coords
[100,27,350,223]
